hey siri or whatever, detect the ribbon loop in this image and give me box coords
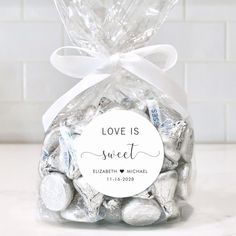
[43,44,187,132]
[132,44,178,72]
[50,46,106,78]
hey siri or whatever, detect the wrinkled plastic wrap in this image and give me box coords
[38,0,195,226]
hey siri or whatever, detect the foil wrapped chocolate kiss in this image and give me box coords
[39,93,194,226]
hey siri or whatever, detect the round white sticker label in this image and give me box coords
[76,110,164,198]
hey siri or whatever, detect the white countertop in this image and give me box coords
[0,144,235,236]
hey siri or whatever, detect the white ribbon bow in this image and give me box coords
[42,44,187,131]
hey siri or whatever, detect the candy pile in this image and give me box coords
[39,91,194,226]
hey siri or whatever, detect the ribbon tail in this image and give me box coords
[42,72,110,131]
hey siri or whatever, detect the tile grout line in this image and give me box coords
[223,103,226,143]
[21,0,25,21]
[189,100,236,104]
[225,103,229,142]
[0,101,52,105]
[225,21,228,61]
[0,20,60,23]
[184,62,188,94]
[165,20,229,23]
[2,60,236,64]
[0,19,232,24]
[177,60,236,64]
[183,0,186,21]
[20,0,24,20]
[22,62,27,102]
[18,61,24,102]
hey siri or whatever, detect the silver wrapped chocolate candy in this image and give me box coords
[40,173,74,212]
[133,185,155,199]
[39,128,81,179]
[103,198,122,223]
[122,198,162,226]
[60,194,104,222]
[176,163,193,200]
[38,0,195,227]
[153,171,179,219]
[73,177,104,219]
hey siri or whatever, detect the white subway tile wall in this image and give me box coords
[188,102,226,142]
[0,22,62,60]
[152,22,226,61]
[23,62,77,102]
[0,0,235,143]
[0,62,22,101]
[228,22,236,61]
[0,0,22,21]
[23,0,59,21]
[227,104,236,142]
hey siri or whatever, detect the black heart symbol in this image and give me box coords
[120,169,124,173]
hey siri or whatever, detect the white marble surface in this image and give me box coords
[0,144,235,235]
